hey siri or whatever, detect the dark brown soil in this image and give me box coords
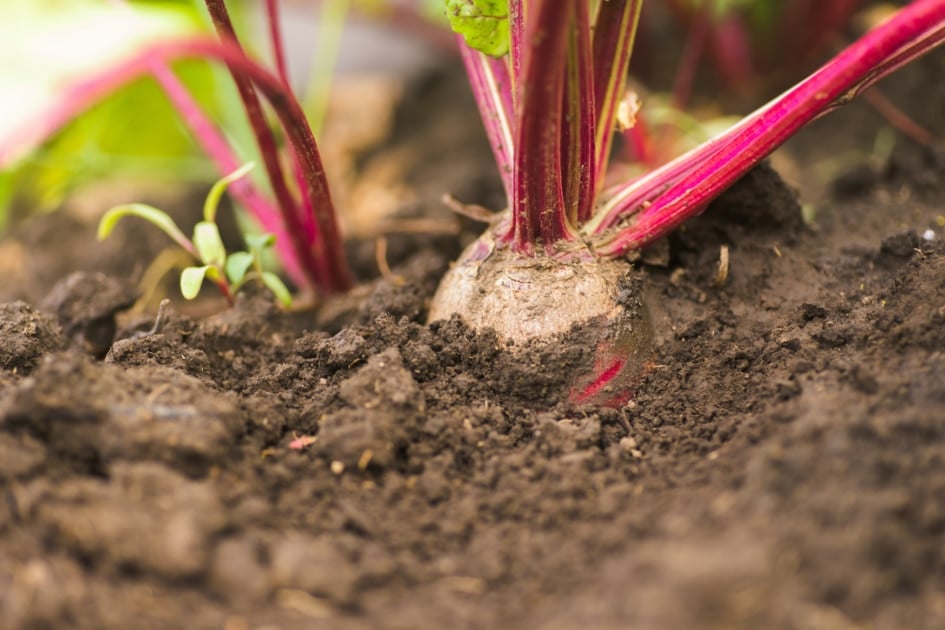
[2,50,945,629]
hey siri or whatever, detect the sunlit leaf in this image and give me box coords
[0,1,201,167]
[98,203,193,253]
[445,0,509,57]
[204,161,255,222]
[0,1,226,227]
[225,251,254,285]
[180,264,219,299]
[192,221,226,267]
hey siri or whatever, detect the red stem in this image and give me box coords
[204,0,351,292]
[214,274,236,306]
[153,38,348,290]
[264,0,320,248]
[203,1,299,254]
[863,88,940,147]
[265,0,291,85]
[509,0,574,250]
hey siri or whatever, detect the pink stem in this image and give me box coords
[458,40,515,202]
[593,2,945,231]
[595,0,945,256]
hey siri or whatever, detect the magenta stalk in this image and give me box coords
[506,0,575,249]
[594,0,945,255]
[457,42,515,201]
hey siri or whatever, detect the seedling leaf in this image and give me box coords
[98,203,193,254]
[203,161,255,222]
[446,0,509,57]
[180,264,219,299]
[245,232,276,253]
[193,221,226,267]
[225,251,254,285]
[261,271,292,307]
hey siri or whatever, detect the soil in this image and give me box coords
[2,48,945,629]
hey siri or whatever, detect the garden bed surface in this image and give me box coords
[1,54,945,629]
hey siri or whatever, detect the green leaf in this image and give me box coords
[192,221,226,267]
[98,203,193,253]
[225,251,254,285]
[180,264,219,300]
[203,161,255,222]
[445,0,509,57]
[261,271,293,308]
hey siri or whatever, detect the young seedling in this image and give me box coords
[3,0,352,298]
[98,162,291,307]
[433,0,945,405]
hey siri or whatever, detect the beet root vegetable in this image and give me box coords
[429,228,653,405]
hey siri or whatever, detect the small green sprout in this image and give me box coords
[97,162,291,307]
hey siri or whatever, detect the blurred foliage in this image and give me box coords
[680,0,777,22]
[0,0,252,230]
